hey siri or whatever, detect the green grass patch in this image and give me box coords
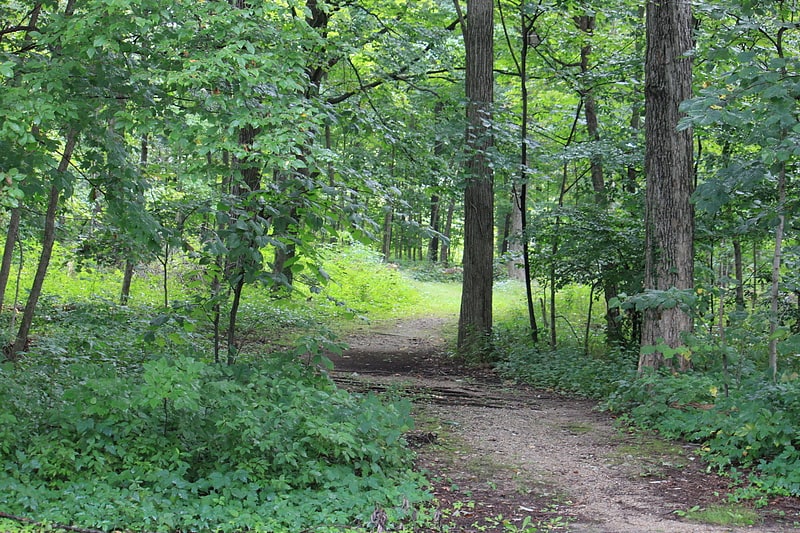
[674,504,761,527]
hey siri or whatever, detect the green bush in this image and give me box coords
[493,325,638,399]
[605,372,800,497]
[0,355,429,531]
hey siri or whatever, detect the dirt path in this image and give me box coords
[329,317,799,532]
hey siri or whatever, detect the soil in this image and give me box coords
[328,316,800,533]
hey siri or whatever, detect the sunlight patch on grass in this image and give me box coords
[405,280,461,317]
[493,280,529,322]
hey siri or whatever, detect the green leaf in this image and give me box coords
[0,62,13,78]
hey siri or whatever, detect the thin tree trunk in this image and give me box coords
[516,27,538,341]
[505,192,524,281]
[732,237,745,311]
[584,282,597,355]
[428,194,441,262]
[120,260,134,305]
[518,185,538,343]
[548,103,582,349]
[382,208,393,262]
[0,92,39,309]
[752,242,759,309]
[440,197,455,266]
[227,276,245,365]
[498,0,537,338]
[768,163,786,381]
[0,208,21,310]
[161,245,169,308]
[120,135,149,305]
[212,271,221,364]
[6,130,77,360]
[575,13,622,345]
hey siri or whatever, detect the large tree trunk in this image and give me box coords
[457,0,494,353]
[6,130,78,360]
[639,0,695,374]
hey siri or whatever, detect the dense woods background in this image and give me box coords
[1,0,800,530]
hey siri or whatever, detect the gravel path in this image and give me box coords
[329,317,798,532]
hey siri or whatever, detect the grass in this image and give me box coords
[674,504,761,527]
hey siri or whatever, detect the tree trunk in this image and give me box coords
[518,184,538,343]
[457,0,494,353]
[440,197,455,266]
[120,135,149,305]
[506,188,525,281]
[227,276,245,365]
[518,8,538,339]
[382,208,393,262]
[576,13,622,344]
[639,0,694,374]
[0,208,21,311]
[6,130,77,360]
[768,163,786,380]
[120,260,134,305]
[732,237,745,311]
[428,194,441,262]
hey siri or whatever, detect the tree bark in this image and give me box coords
[506,189,525,281]
[6,130,77,360]
[0,208,21,311]
[768,163,786,380]
[428,194,441,262]
[457,0,494,353]
[440,197,455,266]
[120,260,134,305]
[639,0,694,373]
[732,237,745,311]
[382,208,393,262]
[576,13,622,344]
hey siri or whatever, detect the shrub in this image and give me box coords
[605,372,800,497]
[0,355,429,531]
[494,334,638,399]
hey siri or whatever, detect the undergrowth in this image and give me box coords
[492,321,638,399]
[0,353,428,531]
[606,370,800,498]
[0,245,443,532]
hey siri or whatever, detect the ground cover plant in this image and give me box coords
[0,245,443,532]
[0,355,427,531]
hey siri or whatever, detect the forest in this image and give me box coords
[1,0,799,531]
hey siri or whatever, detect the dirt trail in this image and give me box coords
[329,317,799,532]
